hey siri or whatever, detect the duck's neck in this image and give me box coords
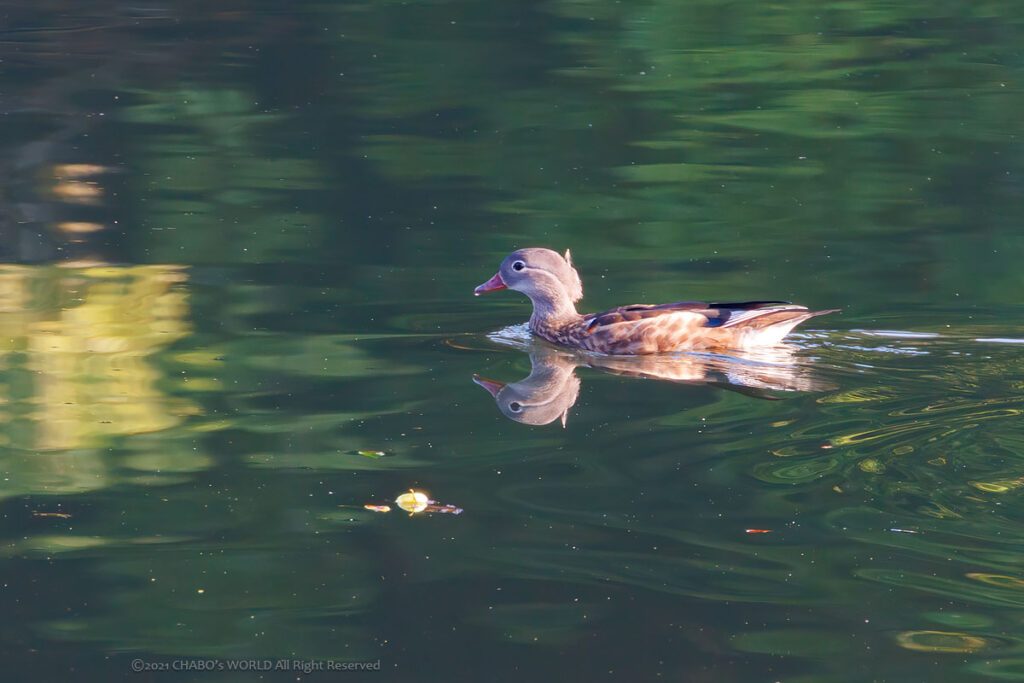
[527,293,582,338]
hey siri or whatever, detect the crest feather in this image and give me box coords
[563,249,583,303]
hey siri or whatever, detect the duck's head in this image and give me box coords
[474,248,583,309]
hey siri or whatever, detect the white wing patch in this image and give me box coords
[720,306,807,328]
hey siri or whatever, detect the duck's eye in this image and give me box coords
[509,401,523,413]
[512,261,525,271]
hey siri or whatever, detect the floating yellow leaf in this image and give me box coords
[394,490,463,515]
[395,490,431,513]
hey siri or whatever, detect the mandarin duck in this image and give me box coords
[474,248,837,354]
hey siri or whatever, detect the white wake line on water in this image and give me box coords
[847,330,1024,345]
[849,329,942,339]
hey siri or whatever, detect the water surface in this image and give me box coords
[3,0,1024,680]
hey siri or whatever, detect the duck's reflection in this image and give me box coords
[473,347,581,427]
[473,343,831,426]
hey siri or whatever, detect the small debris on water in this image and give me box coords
[348,491,463,516]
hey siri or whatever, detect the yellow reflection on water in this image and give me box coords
[966,574,1024,590]
[969,478,1024,494]
[0,264,197,494]
[49,163,112,206]
[895,630,989,653]
[55,222,106,235]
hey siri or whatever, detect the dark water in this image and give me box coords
[3,1,1024,680]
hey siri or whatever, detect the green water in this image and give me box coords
[3,0,1024,680]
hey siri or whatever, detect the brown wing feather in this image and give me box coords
[585,301,709,331]
[585,300,793,332]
